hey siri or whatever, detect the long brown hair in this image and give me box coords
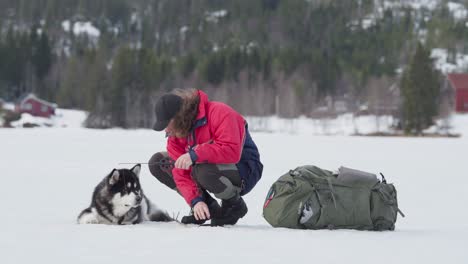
[171,88,200,138]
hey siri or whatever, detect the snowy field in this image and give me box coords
[1,113,468,264]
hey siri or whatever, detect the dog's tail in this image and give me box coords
[148,210,173,222]
[144,197,174,222]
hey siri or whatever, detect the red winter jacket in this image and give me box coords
[166,90,246,206]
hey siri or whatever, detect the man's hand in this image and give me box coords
[175,153,192,170]
[193,201,210,220]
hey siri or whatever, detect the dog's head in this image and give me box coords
[106,164,144,216]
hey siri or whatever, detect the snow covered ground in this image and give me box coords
[1,111,468,264]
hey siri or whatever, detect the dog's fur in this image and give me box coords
[78,164,172,225]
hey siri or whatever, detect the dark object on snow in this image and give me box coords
[210,195,248,226]
[263,165,404,231]
[2,110,21,127]
[22,122,40,128]
[182,195,248,227]
[181,190,221,225]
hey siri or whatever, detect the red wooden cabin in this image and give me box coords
[15,93,57,118]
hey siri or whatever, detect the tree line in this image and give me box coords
[0,0,465,133]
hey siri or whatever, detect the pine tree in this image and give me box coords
[0,32,4,96]
[3,28,29,97]
[400,42,441,135]
[32,31,52,82]
[29,29,53,98]
[57,56,81,108]
[109,47,133,128]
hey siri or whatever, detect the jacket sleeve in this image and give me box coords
[193,107,245,164]
[167,137,201,206]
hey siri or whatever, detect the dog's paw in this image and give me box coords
[83,218,99,224]
[77,212,100,224]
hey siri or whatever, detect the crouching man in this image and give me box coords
[148,89,263,226]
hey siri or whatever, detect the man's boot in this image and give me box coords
[211,195,248,226]
[181,190,221,225]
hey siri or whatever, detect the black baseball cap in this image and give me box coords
[153,93,182,131]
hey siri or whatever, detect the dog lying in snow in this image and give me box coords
[78,164,172,225]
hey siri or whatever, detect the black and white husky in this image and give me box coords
[78,164,172,225]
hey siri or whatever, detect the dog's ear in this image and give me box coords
[109,169,120,185]
[131,164,141,178]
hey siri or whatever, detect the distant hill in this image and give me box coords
[0,0,467,128]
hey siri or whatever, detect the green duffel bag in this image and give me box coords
[262,165,405,230]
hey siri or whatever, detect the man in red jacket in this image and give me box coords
[148,89,263,226]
